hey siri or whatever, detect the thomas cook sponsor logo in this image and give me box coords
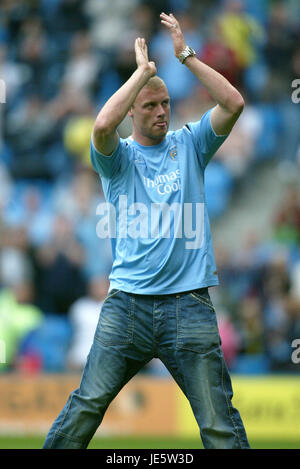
[143,169,181,195]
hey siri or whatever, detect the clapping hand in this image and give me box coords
[160,12,186,58]
[135,37,157,77]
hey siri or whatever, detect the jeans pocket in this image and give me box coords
[188,290,215,312]
[95,290,134,346]
[103,289,122,303]
[176,293,220,353]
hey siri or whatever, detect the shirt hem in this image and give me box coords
[108,279,219,295]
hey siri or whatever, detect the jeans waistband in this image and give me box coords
[132,287,209,298]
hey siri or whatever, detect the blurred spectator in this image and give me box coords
[63,114,95,168]
[150,11,203,102]
[272,185,300,246]
[290,249,300,301]
[199,17,240,88]
[218,0,265,71]
[264,2,299,83]
[0,43,28,108]
[217,310,241,369]
[0,224,33,288]
[284,295,300,368]
[2,182,54,246]
[0,163,12,213]
[214,101,263,177]
[0,282,43,371]
[16,15,50,98]
[232,295,270,374]
[17,313,72,373]
[205,161,234,218]
[262,253,291,304]
[6,93,60,178]
[42,0,89,55]
[85,0,138,50]
[32,214,87,315]
[61,31,101,95]
[238,296,265,356]
[171,85,214,129]
[131,3,157,42]
[52,168,113,278]
[52,168,99,222]
[217,0,268,100]
[260,253,292,370]
[67,275,109,370]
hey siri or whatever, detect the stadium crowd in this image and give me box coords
[0,0,299,374]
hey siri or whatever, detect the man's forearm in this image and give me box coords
[184,56,244,113]
[160,12,243,136]
[94,65,153,135]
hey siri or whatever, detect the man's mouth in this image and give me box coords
[154,122,167,128]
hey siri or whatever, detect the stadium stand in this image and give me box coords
[0,0,299,374]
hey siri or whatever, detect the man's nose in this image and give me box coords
[157,104,166,116]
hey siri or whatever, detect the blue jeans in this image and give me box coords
[43,288,250,449]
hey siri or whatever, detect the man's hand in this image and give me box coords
[160,12,186,58]
[135,37,157,77]
[160,12,244,136]
[92,38,159,156]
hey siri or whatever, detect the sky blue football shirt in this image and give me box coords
[90,108,228,294]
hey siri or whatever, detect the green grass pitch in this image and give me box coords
[0,435,299,449]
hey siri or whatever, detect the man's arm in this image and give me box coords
[92,38,156,156]
[160,12,244,136]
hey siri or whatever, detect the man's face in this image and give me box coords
[129,85,171,145]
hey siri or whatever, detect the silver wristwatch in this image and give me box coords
[178,45,196,64]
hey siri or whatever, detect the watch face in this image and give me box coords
[179,47,195,63]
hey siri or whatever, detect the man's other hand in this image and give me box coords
[135,37,157,77]
[160,12,186,58]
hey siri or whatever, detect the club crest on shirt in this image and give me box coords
[169,145,177,160]
[134,156,146,165]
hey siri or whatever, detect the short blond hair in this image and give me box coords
[144,76,166,91]
[132,76,167,108]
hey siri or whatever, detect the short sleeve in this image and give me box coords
[90,137,125,179]
[186,108,228,170]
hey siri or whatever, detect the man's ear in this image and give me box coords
[128,107,134,118]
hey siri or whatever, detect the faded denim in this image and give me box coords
[43,288,250,449]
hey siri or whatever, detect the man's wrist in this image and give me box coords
[138,63,155,78]
[178,45,196,64]
[182,54,197,66]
